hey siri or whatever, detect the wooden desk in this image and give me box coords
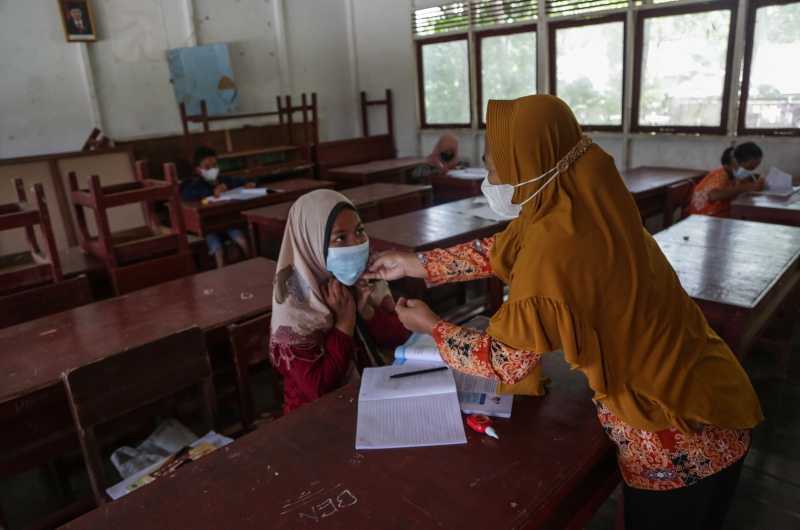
[327,157,427,187]
[366,197,509,317]
[731,192,800,227]
[655,216,800,358]
[180,178,334,237]
[243,183,434,258]
[429,172,483,204]
[60,354,619,530]
[621,167,705,221]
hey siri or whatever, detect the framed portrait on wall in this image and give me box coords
[58,0,97,42]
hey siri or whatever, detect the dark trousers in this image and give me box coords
[623,456,745,530]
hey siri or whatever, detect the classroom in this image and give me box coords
[1,0,799,528]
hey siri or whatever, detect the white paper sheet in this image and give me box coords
[448,167,488,180]
[205,187,268,203]
[765,167,793,192]
[356,366,466,449]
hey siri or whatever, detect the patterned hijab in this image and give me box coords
[485,95,762,433]
[269,189,388,370]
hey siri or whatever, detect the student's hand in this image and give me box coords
[752,177,766,192]
[213,184,227,198]
[395,298,439,335]
[322,278,356,335]
[244,182,257,189]
[364,251,427,281]
[354,279,376,320]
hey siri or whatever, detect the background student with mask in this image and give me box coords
[268,190,410,415]
[180,146,254,268]
[688,142,765,217]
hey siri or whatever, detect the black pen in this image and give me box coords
[390,366,448,379]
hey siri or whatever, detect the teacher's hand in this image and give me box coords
[395,298,439,335]
[363,251,426,281]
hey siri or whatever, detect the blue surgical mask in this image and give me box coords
[326,240,370,286]
[733,167,754,180]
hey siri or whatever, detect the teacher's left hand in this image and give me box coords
[395,298,440,335]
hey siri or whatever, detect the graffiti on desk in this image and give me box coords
[281,482,358,523]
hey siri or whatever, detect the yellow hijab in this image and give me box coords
[485,95,762,433]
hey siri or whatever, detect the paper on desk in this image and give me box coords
[756,167,800,197]
[356,365,466,449]
[448,167,488,180]
[205,187,268,203]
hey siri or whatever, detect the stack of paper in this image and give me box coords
[759,167,799,198]
[356,365,467,449]
[392,320,513,419]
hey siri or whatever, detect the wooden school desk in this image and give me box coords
[621,167,705,221]
[429,171,483,204]
[60,354,619,530]
[243,183,434,258]
[0,258,276,483]
[179,178,334,237]
[730,191,800,228]
[366,197,509,317]
[326,157,427,187]
[654,216,800,359]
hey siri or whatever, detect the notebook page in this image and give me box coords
[765,167,793,192]
[355,393,467,449]
[359,365,456,401]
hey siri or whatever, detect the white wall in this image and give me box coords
[0,1,93,157]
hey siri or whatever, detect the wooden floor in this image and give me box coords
[1,341,798,529]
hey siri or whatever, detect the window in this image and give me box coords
[739,0,800,134]
[550,15,625,130]
[633,3,737,133]
[417,36,472,127]
[477,26,537,125]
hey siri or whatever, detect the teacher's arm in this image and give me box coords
[365,236,497,285]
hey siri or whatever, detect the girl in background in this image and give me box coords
[688,142,765,217]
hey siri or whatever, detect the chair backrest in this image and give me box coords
[0,179,63,294]
[0,275,92,330]
[227,313,278,431]
[63,327,216,505]
[662,180,695,228]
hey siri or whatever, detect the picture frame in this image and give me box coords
[58,0,97,43]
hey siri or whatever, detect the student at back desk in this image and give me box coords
[688,142,765,217]
[180,146,253,268]
[268,190,410,414]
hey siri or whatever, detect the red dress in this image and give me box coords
[270,306,410,414]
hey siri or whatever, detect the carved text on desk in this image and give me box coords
[281,482,359,523]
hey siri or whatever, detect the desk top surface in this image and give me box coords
[181,179,332,211]
[328,157,427,176]
[621,166,706,196]
[0,258,276,404]
[731,191,800,212]
[61,354,613,530]
[243,183,432,223]
[655,216,800,308]
[366,197,508,251]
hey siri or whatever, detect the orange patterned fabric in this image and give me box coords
[687,167,733,217]
[419,237,496,286]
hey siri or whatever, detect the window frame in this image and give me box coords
[738,0,800,136]
[474,23,538,129]
[631,0,739,135]
[548,13,627,132]
[416,33,474,129]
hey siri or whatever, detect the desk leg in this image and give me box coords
[487,278,504,315]
[248,221,261,258]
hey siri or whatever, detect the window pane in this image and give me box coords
[422,40,471,125]
[639,10,731,127]
[480,31,536,122]
[556,22,624,126]
[745,2,800,129]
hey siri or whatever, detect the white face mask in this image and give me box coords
[200,167,219,183]
[481,167,562,219]
[733,167,754,180]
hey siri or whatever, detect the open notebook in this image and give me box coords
[355,364,466,450]
[755,167,800,198]
[205,187,269,203]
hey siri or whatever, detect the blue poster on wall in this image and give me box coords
[166,43,240,117]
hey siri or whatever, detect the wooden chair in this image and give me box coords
[227,314,282,432]
[63,327,217,506]
[662,180,695,228]
[0,179,63,296]
[0,275,92,329]
[68,171,195,295]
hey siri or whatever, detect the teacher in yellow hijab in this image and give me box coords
[366,95,762,530]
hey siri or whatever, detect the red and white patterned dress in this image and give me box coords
[421,237,750,491]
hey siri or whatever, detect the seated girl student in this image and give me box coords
[268,190,410,414]
[179,146,253,268]
[367,96,762,530]
[688,142,765,217]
